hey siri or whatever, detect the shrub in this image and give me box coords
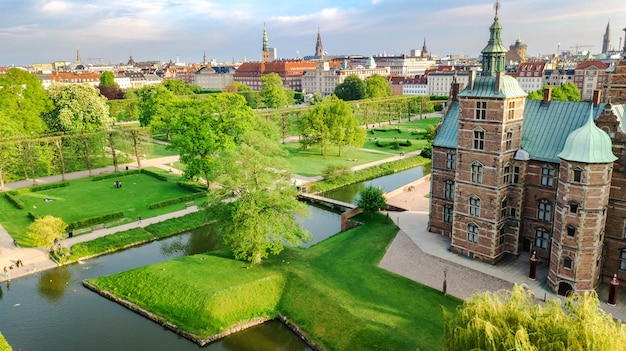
[140,168,168,181]
[390,141,401,150]
[91,169,141,181]
[9,181,70,195]
[376,140,390,147]
[67,211,124,230]
[148,192,206,209]
[421,144,433,159]
[4,192,25,209]
[399,140,412,147]
[322,164,353,183]
[177,181,204,193]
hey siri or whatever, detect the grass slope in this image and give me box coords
[88,213,460,350]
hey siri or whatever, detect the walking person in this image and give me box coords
[137,215,142,225]
[3,266,8,278]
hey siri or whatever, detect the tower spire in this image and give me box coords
[315,28,324,57]
[262,23,270,63]
[421,37,428,58]
[602,20,611,53]
[480,1,507,76]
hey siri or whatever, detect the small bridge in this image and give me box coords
[297,193,357,210]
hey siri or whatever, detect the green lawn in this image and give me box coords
[282,143,390,177]
[148,142,179,158]
[1,169,204,246]
[361,117,440,154]
[88,213,461,350]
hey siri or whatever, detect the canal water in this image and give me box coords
[0,209,331,351]
[320,165,430,204]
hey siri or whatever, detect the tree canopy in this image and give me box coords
[260,73,291,108]
[98,71,123,100]
[357,185,387,217]
[45,84,112,133]
[0,68,52,137]
[527,83,581,102]
[334,74,366,101]
[27,215,68,249]
[133,84,178,139]
[444,284,626,351]
[162,79,195,95]
[169,93,255,188]
[207,120,310,265]
[365,74,392,99]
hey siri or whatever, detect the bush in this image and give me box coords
[91,169,141,181]
[398,140,412,147]
[4,192,25,209]
[376,140,390,147]
[322,164,353,183]
[177,181,205,193]
[148,192,206,209]
[390,141,401,150]
[140,168,168,181]
[9,181,70,195]
[421,144,432,159]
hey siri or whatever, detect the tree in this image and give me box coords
[365,74,392,99]
[0,68,51,137]
[208,120,310,265]
[170,93,255,188]
[225,81,252,93]
[309,92,323,105]
[45,84,112,132]
[27,215,68,250]
[162,79,195,95]
[299,95,365,157]
[133,84,178,140]
[334,74,366,101]
[98,71,123,100]
[260,73,291,108]
[527,83,581,102]
[444,284,626,351]
[357,186,387,217]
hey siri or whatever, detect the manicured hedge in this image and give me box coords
[4,192,25,209]
[177,181,205,193]
[91,169,141,181]
[9,181,70,195]
[140,168,168,181]
[148,192,206,209]
[67,211,125,230]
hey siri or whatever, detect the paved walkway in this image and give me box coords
[382,178,626,321]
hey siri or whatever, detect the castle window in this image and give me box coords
[471,163,483,183]
[468,223,479,243]
[505,130,513,150]
[573,168,582,182]
[535,228,549,249]
[567,225,576,237]
[473,129,485,150]
[537,200,552,222]
[569,202,579,214]
[621,250,626,271]
[503,164,511,184]
[507,101,515,120]
[446,151,456,170]
[501,198,508,219]
[499,226,506,245]
[443,205,453,223]
[564,257,572,269]
[475,101,486,119]
[541,166,555,187]
[469,196,481,217]
[512,165,520,184]
[444,181,454,200]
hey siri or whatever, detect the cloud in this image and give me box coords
[41,0,70,14]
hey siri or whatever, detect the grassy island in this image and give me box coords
[86,213,460,350]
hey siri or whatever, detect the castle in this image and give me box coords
[428,5,626,295]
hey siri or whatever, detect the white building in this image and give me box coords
[193,66,235,91]
[301,59,390,96]
[427,71,469,96]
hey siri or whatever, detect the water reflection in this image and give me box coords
[160,225,222,257]
[38,267,72,302]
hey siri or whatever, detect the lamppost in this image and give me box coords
[443,267,449,295]
[608,273,619,306]
[529,251,538,280]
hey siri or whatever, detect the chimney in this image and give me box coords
[495,71,503,94]
[451,83,460,101]
[542,87,552,105]
[592,89,602,106]
[468,70,476,92]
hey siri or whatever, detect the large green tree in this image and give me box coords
[0,68,51,137]
[527,83,581,102]
[98,71,123,100]
[134,84,178,140]
[162,79,195,95]
[299,95,365,157]
[444,284,626,350]
[45,84,112,132]
[27,215,68,250]
[365,74,392,99]
[170,93,255,188]
[334,74,366,101]
[260,73,291,108]
[357,185,387,217]
[208,121,310,265]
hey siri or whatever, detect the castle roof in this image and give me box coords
[557,104,617,163]
[432,100,459,148]
[458,75,526,98]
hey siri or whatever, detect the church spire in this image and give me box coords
[315,28,324,57]
[602,20,611,53]
[480,1,507,76]
[203,49,208,66]
[421,37,428,58]
[261,23,270,63]
[76,47,82,64]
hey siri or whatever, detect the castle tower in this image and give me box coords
[262,24,270,63]
[315,28,324,57]
[602,20,611,54]
[76,47,82,64]
[449,1,527,264]
[548,105,617,294]
[203,49,208,66]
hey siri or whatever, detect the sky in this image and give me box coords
[1,0,625,66]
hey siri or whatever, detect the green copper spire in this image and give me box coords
[262,24,269,51]
[481,1,507,76]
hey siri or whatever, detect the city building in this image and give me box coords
[193,66,235,91]
[234,60,318,91]
[427,71,469,96]
[506,39,528,63]
[389,75,428,96]
[543,68,575,87]
[428,6,626,295]
[573,60,609,101]
[301,59,388,96]
[513,61,547,93]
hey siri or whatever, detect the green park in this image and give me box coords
[1,69,624,351]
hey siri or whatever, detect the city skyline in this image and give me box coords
[1,0,625,66]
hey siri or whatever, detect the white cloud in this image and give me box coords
[41,0,70,14]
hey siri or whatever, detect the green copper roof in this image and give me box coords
[432,101,459,148]
[521,100,606,163]
[458,75,526,98]
[557,104,617,163]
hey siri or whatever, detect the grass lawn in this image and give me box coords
[88,213,461,350]
[361,117,441,155]
[1,169,204,246]
[148,142,179,158]
[282,143,390,177]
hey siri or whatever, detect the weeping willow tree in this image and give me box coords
[444,284,626,351]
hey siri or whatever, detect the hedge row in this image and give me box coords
[177,181,205,193]
[91,169,141,181]
[148,192,206,209]
[9,181,70,195]
[140,168,168,181]
[376,140,412,147]
[68,211,124,230]
[4,192,25,209]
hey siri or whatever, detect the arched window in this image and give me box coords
[469,196,481,217]
[468,223,479,243]
[471,162,483,183]
[535,228,550,249]
[537,200,552,222]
